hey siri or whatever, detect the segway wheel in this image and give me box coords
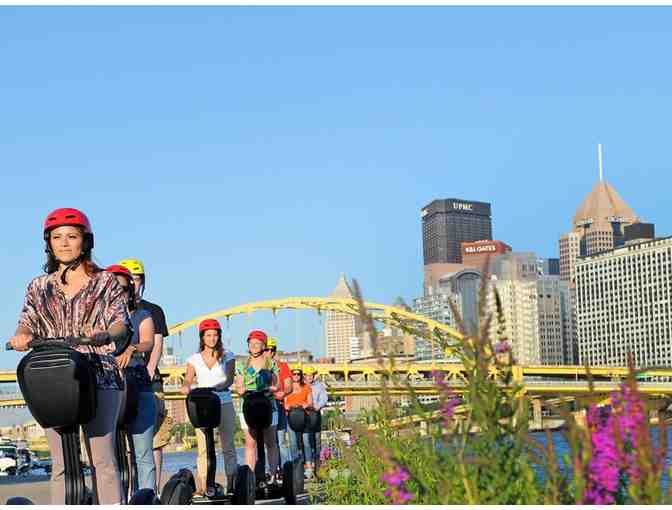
[129,488,160,505]
[160,469,195,505]
[282,460,297,505]
[233,465,255,505]
[5,497,34,505]
[293,459,305,495]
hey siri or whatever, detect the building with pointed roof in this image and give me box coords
[559,180,639,285]
[324,274,362,363]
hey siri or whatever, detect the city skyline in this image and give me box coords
[2,8,672,368]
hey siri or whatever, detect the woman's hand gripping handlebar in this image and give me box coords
[6,335,114,351]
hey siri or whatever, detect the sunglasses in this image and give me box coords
[292,371,302,376]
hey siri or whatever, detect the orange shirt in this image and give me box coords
[284,383,311,411]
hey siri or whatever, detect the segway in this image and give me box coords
[244,391,304,504]
[160,388,255,505]
[117,372,161,504]
[6,335,123,505]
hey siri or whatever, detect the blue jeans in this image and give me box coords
[302,432,313,465]
[288,429,304,463]
[128,390,157,491]
[275,401,291,466]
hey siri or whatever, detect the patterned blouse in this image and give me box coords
[17,270,130,390]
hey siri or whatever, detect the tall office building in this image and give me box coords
[559,179,639,285]
[422,198,492,266]
[575,232,671,368]
[324,274,362,363]
[490,253,574,365]
[414,268,482,361]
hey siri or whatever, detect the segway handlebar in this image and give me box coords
[6,335,112,351]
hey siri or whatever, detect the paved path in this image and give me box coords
[0,472,316,505]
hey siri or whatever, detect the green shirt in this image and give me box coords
[236,357,279,393]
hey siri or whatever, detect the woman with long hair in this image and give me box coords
[233,330,281,483]
[106,264,157,493]
[284,367,313,468]
[9,208,130,504]
[181,319,238,495]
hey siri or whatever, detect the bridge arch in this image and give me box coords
[167,297,465,350]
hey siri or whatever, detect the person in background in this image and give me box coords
[265,337,292,470]
[303,366,328,473]
[284,367,313,469]
[118,258,172,487]
[181,319,238,495]
[107,264,157,493]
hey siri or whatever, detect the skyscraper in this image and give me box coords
[559,179,639,285]
[422,198,492,265]
[324,274,362,363]
[490,252,574,366]
[575,235,670,368]
[414,268,482,361]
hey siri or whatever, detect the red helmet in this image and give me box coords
[105,264,132,278]
[43,208,92,235]
[199,319,222,334]
[247,330,268,344]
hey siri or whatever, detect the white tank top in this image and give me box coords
[187,351,235,404]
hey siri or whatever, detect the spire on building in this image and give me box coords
[572,181,638,229]
[330,273,355,299]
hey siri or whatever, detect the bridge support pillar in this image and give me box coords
[532,399,543,430]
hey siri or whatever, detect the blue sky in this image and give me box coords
[1,7,671,368]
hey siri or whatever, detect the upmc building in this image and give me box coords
[421,198,492,264]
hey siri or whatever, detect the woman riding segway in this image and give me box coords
[105,264,158,498]
[9,208,130,505]
[302,366,327,475]
[234,330,280,483]
[285,367,313,474]
[181,319,238,496]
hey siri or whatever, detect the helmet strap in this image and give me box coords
[59,257,83,285]
[249,347,265,358]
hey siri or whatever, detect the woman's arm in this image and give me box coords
[135,316,155,353]
[214,358,235,392]
[11,282,39,351]
[114,317,151,370]
[304,388,314,409]
[234,374,244,395]
[181,362,196,395]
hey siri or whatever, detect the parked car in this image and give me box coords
[0,446,18,476]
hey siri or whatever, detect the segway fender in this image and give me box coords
[282,460,297,505]
[129,488,160,505]
[5,497,34,505]
[232,465,255,505]
[160,469,195,505]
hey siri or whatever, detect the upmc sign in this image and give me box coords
[451,202,473,212]
[446,200,490,216]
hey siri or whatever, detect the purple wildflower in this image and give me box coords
[582,384,648,504]
[442,397,460,422]
[381,465,414,505]
[494,341,511,354]
[319,446,333,462]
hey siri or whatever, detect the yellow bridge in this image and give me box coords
[1,363,671,408]
[2,296,671,408]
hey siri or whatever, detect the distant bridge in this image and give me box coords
[1,362,671,408]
